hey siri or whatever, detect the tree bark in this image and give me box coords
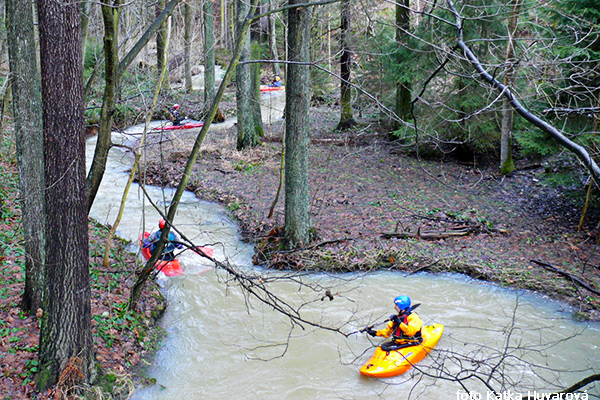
[184,1,193,92]
[499,0,522,176]
[251,23,264,138]
[156,0,169,89]
[235,0,259,149]
[394,0,411,127]
[284,0,312,248]
[335,0,356,131]
[204,0,216,110]
[268,0,281,77]
[36,0,94,389]
[6,0,46,314]
[80,1,92,64]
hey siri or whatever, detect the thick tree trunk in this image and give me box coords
[336,0,356,131]
[36,0,94,390]
[394,0,411,127]
[204,0,216,110]
[184,2,193,92]
[284,0,312,248]
[235,0,259,149]
[6,0,46,314]
[500,0,522,176]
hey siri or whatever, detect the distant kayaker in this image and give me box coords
[169,103,183,126]
[365,295,423,344]
[143,219,184,261]
[269,76,282,87]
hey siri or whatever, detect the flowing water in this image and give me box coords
[87,94,599,400]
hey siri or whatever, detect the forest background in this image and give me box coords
[0,0,599,398]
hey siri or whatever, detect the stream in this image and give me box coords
[86,92,599,400]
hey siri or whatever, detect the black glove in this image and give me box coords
[365,328,377,337]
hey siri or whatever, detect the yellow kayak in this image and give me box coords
[359,324,444,378]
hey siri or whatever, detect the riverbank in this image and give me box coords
[140,104,600,321]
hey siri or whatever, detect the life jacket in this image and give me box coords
[392,313,422,340]
[150,231,176,256]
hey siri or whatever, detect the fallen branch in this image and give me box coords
[530,259,600,296]
[381,225,479,240]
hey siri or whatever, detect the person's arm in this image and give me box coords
[375,320,395,338]
[400,313,423,337]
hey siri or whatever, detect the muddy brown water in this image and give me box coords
[87,96,599,400]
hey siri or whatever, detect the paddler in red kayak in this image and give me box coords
[143,219,184,261]
[365,295,423,345]
[168,103,183,126]
[268,75,283,87]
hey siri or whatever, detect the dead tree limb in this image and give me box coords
[445,0,600,181]
[530,259,600,296]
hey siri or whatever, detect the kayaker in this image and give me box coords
[143,219,184,261]
[365,295,423,344]
[269,76,282,87]
[169,103,183,126]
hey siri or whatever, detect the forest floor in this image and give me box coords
[141,100,600,321]
[2,95,600,400]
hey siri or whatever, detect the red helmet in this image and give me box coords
[173,104,180,110]
[159,219,166,229]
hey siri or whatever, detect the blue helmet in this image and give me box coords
[394,295,411,311]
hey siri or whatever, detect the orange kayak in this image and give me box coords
[360,324,444,378]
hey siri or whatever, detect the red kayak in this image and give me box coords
[139,232,183,276]
[154,122,204,131]
[139,232,214,277]
[260,85,285,92]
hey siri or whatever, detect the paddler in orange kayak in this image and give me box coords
[365,295,424,347]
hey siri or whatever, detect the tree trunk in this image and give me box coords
[6,0,46,314]
[156,0,169,89]
[268,0,281,77]
[335,0,356,131]
[235,0,259,149]
[204,0,216,110]
[80,1,92,64]
[394,0,411,127]
[500,0,522,176]
[284,0,312,248]
[36,0,94,390]
[184,2,193,92]
[251,42,264,138]
[87,1,122,213]
[251,7,264,138]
